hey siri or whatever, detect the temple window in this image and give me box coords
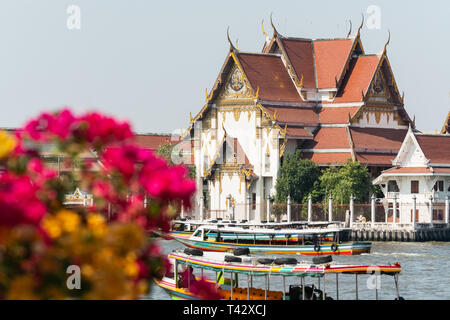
[433,180,444,192]
[411,180,419,194]
[387,180,399,192]
[265,154,270,172]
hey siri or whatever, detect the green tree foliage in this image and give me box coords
[313,159,374,204]
[275,150,320,203]
[156,142,196,178]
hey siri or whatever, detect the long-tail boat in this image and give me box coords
[154,248,403,300]
[160,225,371,255]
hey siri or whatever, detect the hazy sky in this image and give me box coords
[0,0,448,134]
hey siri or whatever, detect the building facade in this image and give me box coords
[373,127,450,224]
[185,21,414,222]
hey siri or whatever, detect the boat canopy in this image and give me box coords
[169,250,401,277]
[191,225,351,236]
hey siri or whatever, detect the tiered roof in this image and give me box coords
[191,20,413,168]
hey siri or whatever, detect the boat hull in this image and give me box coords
[174,237,371,255]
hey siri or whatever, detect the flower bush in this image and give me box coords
[0,108,196,299]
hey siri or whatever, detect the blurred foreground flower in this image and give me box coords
[0,109,195,299]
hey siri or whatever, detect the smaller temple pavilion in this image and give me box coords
[373,126,450,225]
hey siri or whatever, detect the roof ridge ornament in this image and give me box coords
[270,12,281,37]
[382,29,391,54]
[357,13,364,36]
[261,19,270,44]
[346,20,352,38]
[227,26,238,52]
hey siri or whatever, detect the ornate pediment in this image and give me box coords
[367,69,393,103]
[217,65,254,100]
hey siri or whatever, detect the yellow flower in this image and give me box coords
[6,275,38,299]
[56,209,80,233]
[42,217,62,239]
[0,130,16,159]
[87,212,107,237]
[124,252,139,277]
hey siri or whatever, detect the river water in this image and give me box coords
[145,239,450,300]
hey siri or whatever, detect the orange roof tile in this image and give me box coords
[302,152,352,165]
[279,39,316,88]
[286,127,313,139]
[302,127,350,149]
[263,106,319,125]
[237,53,300,103]
[125,134,178,151]
[330,55,380,103]
[313,39,354,89]
[382,167,431,174]
[415,134,450,164]
[355,153,396,166]
[318,107,361,124]
[350,127,407,152]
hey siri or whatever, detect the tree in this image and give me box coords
[275,150,320,203]
[313,159,374,204]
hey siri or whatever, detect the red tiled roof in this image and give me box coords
[382,167,431,174]
[302,152,352,165]
[302,127,351,149]
[355,153,396,166]
[350,127,407,152]
[279,39,316,89]
[318,107,361,124]
[313,39,354,89]
[237,53,300,103]
[330,55,380,104]
[128,134,178,151]
[263,106,319,125]
[286,127,313,139]
[415,134,450,164]
[433,167,450,174]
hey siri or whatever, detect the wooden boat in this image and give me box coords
[154,248,403,300]
[169,218,343,240]
[161,225,371,255]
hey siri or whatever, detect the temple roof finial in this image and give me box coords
[346,20,352,38]
[261,19,270,44]
[227,26,238,52]
[357,13,364,36]
[270,12,280,37]
[382,29,391,54]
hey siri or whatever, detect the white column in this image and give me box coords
[445,195,449,224]
[412,195,417,228]
[199,196,204,221]
[429,195,434,225]
[393,196,397,227]
[371,194,376,228]
[247,194,251,222]
[328,195,333,222]
[287,195,291,223]
[180,200,184,219]
[350,194,355,228]
[308,194,312,223]
[266,195,270,222]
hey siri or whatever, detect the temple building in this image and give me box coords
[184,18,414,222]
[373,127,450,224]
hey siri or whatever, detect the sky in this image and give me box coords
[0,0,448,134]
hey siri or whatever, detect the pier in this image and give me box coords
[193,194,450,242]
